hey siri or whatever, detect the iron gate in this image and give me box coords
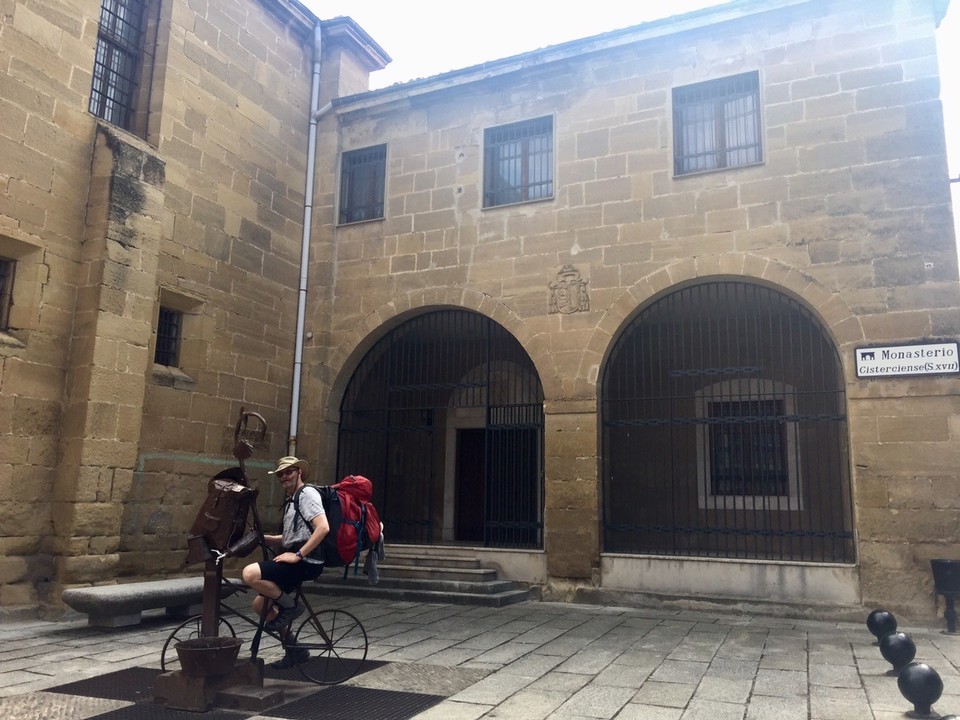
[600,280,854,563]
[337,309,544,548]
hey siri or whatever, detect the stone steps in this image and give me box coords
[304,546,533,607]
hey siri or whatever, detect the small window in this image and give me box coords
[695,379,801,511]
[339,145,386,224]
[0,258,14,330]
[708,399,787,497]
[154,306,182,366]
[90,0,153,133]
[483,117,553,208]
[673,72,762,176]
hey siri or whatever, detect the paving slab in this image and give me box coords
[2,595,960,719]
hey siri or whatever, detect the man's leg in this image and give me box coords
[242,562,281,600]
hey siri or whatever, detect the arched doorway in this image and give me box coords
[600,280,854,563]
[337,309,544,548]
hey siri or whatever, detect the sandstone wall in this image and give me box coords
[303,0,960,616]
[0,0,318,610]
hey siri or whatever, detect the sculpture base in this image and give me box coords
[154,658,269,712]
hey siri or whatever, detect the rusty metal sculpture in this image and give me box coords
[195,408,268,637]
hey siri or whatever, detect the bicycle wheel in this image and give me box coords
[160,614,236,672]
[292,609,368,684]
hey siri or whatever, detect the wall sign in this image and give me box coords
[855,341,960,378]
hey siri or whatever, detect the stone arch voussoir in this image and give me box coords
[579,252,865,391]
[326,288,562,414]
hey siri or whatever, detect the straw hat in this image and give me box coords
[267,456,310,480]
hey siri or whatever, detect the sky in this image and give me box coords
[304,0,959,245]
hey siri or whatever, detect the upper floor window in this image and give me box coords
[90,0,154,133]
[154,305,182,366]
[0,258,14,331]
[339,145,386,224]
[483,116,553,208]
[673,72,762,176]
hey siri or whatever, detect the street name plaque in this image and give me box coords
[855,341,960,378]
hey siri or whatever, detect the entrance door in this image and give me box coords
[456,429,485,542]
[336,308,545,548]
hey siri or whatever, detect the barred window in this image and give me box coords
[90,0,147,131]
[154,306,182,366]
[694,378,801,511]
[483,117,553,208]
[708,399,788,497]
[673,72,762,176]
[339,145,386,224]
[0,258,14,330]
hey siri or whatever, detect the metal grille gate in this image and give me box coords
[601,281,854,563]
[337,309,544,548]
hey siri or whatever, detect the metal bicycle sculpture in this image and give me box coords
[162,409,368,685]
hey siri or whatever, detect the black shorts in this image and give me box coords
[258,559,324,593]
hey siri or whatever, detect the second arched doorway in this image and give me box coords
[600,280,854,564]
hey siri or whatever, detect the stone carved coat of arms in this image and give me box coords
[549,265,590,314]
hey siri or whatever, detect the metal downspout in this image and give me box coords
[288,23,322,456]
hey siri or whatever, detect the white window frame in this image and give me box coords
[695,378,801,511]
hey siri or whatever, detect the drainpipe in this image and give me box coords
[288,23,323,457]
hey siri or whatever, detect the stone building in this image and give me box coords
[0,0,388,612]
[1,0,958,621]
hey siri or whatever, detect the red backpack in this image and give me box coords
[327,475,382,568]
[291,476,382,575]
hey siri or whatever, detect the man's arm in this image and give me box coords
[299,514,330,558]
[274,513,329,563]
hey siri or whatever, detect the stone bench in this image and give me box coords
[62,577,215,628]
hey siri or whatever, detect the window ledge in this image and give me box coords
[0,330,25,354]
[151,363,196,389]
[482,195,554,211]
[336,216,385,227]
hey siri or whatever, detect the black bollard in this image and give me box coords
[880,631,917,674]
[867,609,898,642]
[897,662,943,717]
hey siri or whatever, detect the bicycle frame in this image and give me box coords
[175,409,368,683]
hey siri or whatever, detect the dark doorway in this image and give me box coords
[456,429,485,542]
[336,309,544,548]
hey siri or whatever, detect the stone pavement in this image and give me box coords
[1,594,960,719]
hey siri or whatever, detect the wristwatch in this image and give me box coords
[295,550,303,559]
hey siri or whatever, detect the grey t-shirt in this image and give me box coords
[282,485,326,551]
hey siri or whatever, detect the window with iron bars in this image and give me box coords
[0,258,14,331]
[90,0,148,131]
[339,145,387,224]
[673,71,762,176]
[483,116,553,208]
[154,306,182,366]
[708,399,788,497]
[694,379,801,511]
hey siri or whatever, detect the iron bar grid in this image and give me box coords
[337,310,544,549]
[154,306,181,367]
[600,280,854,564]
[339,145,386,224]
[90,0,146,130]
[673,71,762,176]
[483,117,553,207]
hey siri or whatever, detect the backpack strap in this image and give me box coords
[289,485,322,554]
[289,485,311,534]
[352,504,368,576]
